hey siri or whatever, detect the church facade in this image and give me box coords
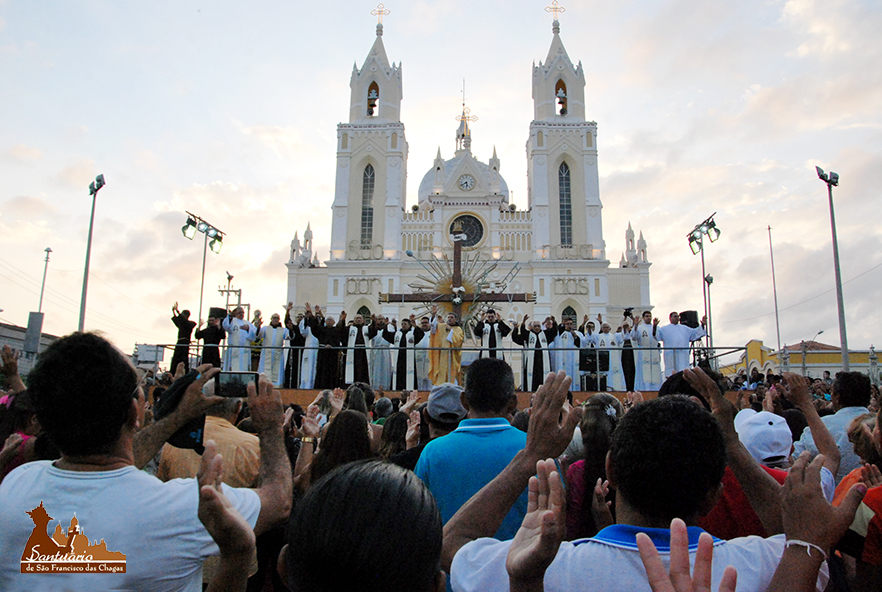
[286,19,652,330]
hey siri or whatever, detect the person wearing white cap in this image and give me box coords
[734,371,842,502]
[734,409,794,469]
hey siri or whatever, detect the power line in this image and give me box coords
[0,258,168,317]
[0,269,168,342]
[717,260,882,325]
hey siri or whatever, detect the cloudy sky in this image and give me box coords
[1,0,879,365]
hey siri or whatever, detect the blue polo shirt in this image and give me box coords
[414,418,528,540]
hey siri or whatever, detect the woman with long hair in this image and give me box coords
[378,411,408,459]
[303,410,375,489]
[565,393,623,540]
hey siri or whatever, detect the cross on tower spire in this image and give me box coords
[456,104,478,152]
[545,0,566,20]
[371,3,391,24]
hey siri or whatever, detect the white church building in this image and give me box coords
[286,18,652,330]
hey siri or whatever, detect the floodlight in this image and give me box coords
[691,229,703,240]
[182,217,197,240]
[206,226,218,238]
[197,221,209,233]
[815,166,827,181]
[708,226,721,242]
[209,235,223,254]
[689,236,702,255]
[828,171,839,186]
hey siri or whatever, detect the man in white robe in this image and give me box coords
[596,320,623,391]
[383,317,426,391]
[298,303,319,389]
[512,315,557,392]
[343,314,378,386]
[553,317,583,384]
[473,309,512,360]
[369,316,393,391]
[633,311,662,391]
[222,306,256,372]
[257,313,290,386]
[656,311,707,377]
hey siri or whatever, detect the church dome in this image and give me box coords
[417,151,510,203]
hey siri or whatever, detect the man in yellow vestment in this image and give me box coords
[430,309,465,385]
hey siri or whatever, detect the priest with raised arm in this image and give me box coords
[341,312,378,386]
[383,315,426,391]
[656,311,707,377]
[512,314,558,392]
[473,308,512,361]
[257,312,290,387]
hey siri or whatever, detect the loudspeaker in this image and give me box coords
[679,310,699,328]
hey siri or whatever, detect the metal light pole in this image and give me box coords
[704,273,715,369]
[198,232,209,326]
[38,247,52,313]
[816,166,849,371]
[768,226,782,363]
[182,212,224,325]
[687,214,721,367]
[78,174,105,332]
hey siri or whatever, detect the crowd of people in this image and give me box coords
[1,329,882,591]
[169,303,714,394]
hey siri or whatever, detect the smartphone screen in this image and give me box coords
[215,371,258,398]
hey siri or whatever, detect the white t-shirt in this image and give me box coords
[451,524,828,592]
[0,461,261,592]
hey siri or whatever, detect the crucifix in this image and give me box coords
[379,220,536,321]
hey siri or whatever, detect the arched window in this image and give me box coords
[562,306,577,324]
[357,305,371,319]
[559,162,572,246]
[367,82,379,116]
[361,164,375,248]
[555,79,568,115]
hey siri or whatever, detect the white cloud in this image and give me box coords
[4,144,43,162]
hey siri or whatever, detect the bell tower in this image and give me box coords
[527,12,604,260]
[330,14,407,262]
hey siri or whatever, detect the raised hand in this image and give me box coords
[174,365,223,421]
[282,408,296,436]
[247,375,284,434]
[860,463,882,489]
[591,478,614,532]
[782,452,866,557]
[506,459,565,588]
[525,371,582,462]
[197,440,256,576]
[637,518,737,592]
[405,410,421,449]
[330,388,346,417]
[400,390,420,415]
[298,416,320,440]
[781,372,811,408]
